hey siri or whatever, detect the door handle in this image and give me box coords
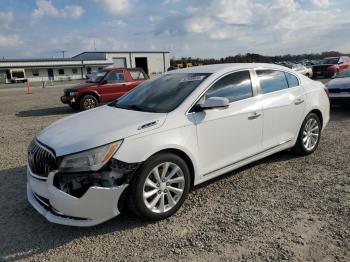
[248,112,262,120]
[294,98,304,105]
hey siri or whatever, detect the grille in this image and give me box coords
[28,140,57,177]
[64,89,71,96]
[313,65,330,73]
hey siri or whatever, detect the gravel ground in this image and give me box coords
[0,86,349,262]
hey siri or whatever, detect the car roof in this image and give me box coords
[166,63,293,74]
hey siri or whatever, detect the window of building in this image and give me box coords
[256,70,289,94]
[58,69,65,75]
[32,69,39,77]
[204,70,253,103]
[72,68,78,74]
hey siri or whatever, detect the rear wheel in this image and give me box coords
[128,153,190,220]
[80,95,98,110]
[292,113,321,155]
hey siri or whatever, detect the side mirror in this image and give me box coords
[193,97,229,112]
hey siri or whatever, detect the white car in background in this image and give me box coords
[27,63,330,226]
[292,64,313,78]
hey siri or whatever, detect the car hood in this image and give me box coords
[37,105,166,156]
[64,82,97,91]
[326,77,350,89]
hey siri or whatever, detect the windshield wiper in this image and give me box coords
[109,103,144,111]
[111,103,154,112]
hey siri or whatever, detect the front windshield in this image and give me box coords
[110,73,211,113]
[321,58,339,65]
[88,71,106,83]
[334,68,350,78]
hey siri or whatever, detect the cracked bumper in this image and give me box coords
[27,166,128,227]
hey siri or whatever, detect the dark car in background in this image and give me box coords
[312,56,350,79]
[325,68,350,105]
[61,67,148,110]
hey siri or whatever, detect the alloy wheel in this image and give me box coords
[302,117,320,151]
[84,98,96,109]
[143,162,185,214]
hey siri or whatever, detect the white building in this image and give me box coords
[0,51,170,83]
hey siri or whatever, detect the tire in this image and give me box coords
[80,95,98,110]
[292,113,321,155]
[69,102,80,110]
[127,153,191,221]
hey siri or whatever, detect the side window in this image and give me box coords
[256,70,289,94]
[285,72,299,88]
[106,71,124,83]
[204,70,253,103]
[117,72,125,81]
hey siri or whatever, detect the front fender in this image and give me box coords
[113,125,200,183]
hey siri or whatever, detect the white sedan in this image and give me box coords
[292,64,313,78]
[27,63,330,226]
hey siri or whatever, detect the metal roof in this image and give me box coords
[72,51,170,58]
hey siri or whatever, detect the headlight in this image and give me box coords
[69,91,77,96]
[59,140,123,172]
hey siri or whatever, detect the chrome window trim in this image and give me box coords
[186,68,258,115]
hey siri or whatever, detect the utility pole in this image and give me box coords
[59,50,67,58]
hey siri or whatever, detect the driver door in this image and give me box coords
[99,70,126,102]
[193,70,263,177]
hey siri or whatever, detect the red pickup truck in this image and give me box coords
[312,56,350,78]
[61,67,148,110]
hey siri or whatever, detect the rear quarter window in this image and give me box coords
[285,73,299,88]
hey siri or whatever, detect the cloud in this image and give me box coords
[0,34,22,47]
[311,0,331,8]
[62,5,85,19]
[147,0,350,56]
[184,17,216,33]
[0,11,14,32]
[162,0,180,4]
[32,0,84,20]
[94,0,130,15]
[102,19,127,29]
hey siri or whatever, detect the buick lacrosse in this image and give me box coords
[27,63,329,226]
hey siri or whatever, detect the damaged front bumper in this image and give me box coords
[27,160,139,227]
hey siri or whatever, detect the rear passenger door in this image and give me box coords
[255,69,306,150]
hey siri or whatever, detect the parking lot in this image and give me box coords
[0,84,349,261]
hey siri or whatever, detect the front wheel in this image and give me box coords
[128,153,190,220]
[292,113,321,155]
[80,95,98,110]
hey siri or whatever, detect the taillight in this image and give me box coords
[324,87,329,97]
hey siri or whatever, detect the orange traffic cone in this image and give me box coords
[26,79,31,94]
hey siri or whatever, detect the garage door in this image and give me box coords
[112,58,127,67]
